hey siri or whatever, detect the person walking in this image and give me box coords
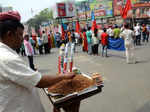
[120,23,136,64]
[37,36,43,55]
[92,28,99,55]
[48,34,51,53]
[24,34,37,71]
[71,29,76,52]
[101,28,108,57]
[86,27,93,55]
[42,31,50,54]
[55,32,61,48]
[134,23,141,46]
[142,24,148,43]
[82,28,88,52]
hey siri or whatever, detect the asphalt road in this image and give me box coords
[22,43,150,112]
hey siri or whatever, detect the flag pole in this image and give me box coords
[131,10,135,28]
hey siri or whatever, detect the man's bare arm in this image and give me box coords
[36,72,75,88]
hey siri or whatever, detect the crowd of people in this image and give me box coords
[17,22,150,66]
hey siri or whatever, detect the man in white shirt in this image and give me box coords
[120,23,136,64]
[0,11,75,112]
[134,23,141,45]
[107,25,114,38]
[42,31,50,54]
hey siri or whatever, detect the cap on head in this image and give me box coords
[0,11,21,21]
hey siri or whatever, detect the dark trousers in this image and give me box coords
[44,43,50,54]
[134,35,141,45]
[27,56,35,71]
[102,45,108,57]
[56,41,60,48]
[92,44,99,55]
[21,50,26,56]
[142,33,148,43]
[32,44,37,55]
[39,45,43,54]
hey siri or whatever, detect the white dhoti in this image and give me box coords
[125,41,136,64]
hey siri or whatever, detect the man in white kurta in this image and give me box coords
[0,11,75,112]
[0,42,45,112]
[120,24,136,64]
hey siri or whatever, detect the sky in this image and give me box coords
[0,0,70,22]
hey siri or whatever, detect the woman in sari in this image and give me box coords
[82,29,88,52]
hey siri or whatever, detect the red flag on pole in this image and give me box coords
[76,21,80,33]
[61,25,65,40]
[91,11,97,31]
[92,20,97,31]
[75,21,82,38]
[121,0,132,19]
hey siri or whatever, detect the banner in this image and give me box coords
[66,2,76,17]
[113,0,124,16]
[75,0,113,20]
[57,3,66,17]
[89,0,113,18]
[107,38,125,51]
[132,3,150,18]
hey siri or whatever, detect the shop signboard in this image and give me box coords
[76,0,113,20]
[90,0,113,18]
[126,2,150,18]
[113,0,150,18]
[66,2,76,17]
[53,2,75,19]
[57,3,66,17]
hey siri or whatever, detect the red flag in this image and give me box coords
[75,21,82,38]
[91,11,97,31]
[61,25,65,40]
[92,20,97,31]
[121,0,132,19]
[76,21,80,33]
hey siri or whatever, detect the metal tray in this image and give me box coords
[44,74,104,107]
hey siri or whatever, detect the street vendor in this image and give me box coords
[0,11,75,112]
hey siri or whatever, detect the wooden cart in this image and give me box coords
[44,74,104,112]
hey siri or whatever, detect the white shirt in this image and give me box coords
[92,33,99,45]
[134,25,140,36]
[42,33,48,44]
[120,29,134,45]
[0,42,44,112]
[107,28,114,37]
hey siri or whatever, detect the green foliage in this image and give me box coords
[26,8,53,34]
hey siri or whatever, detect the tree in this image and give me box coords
[26,8,53,35]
